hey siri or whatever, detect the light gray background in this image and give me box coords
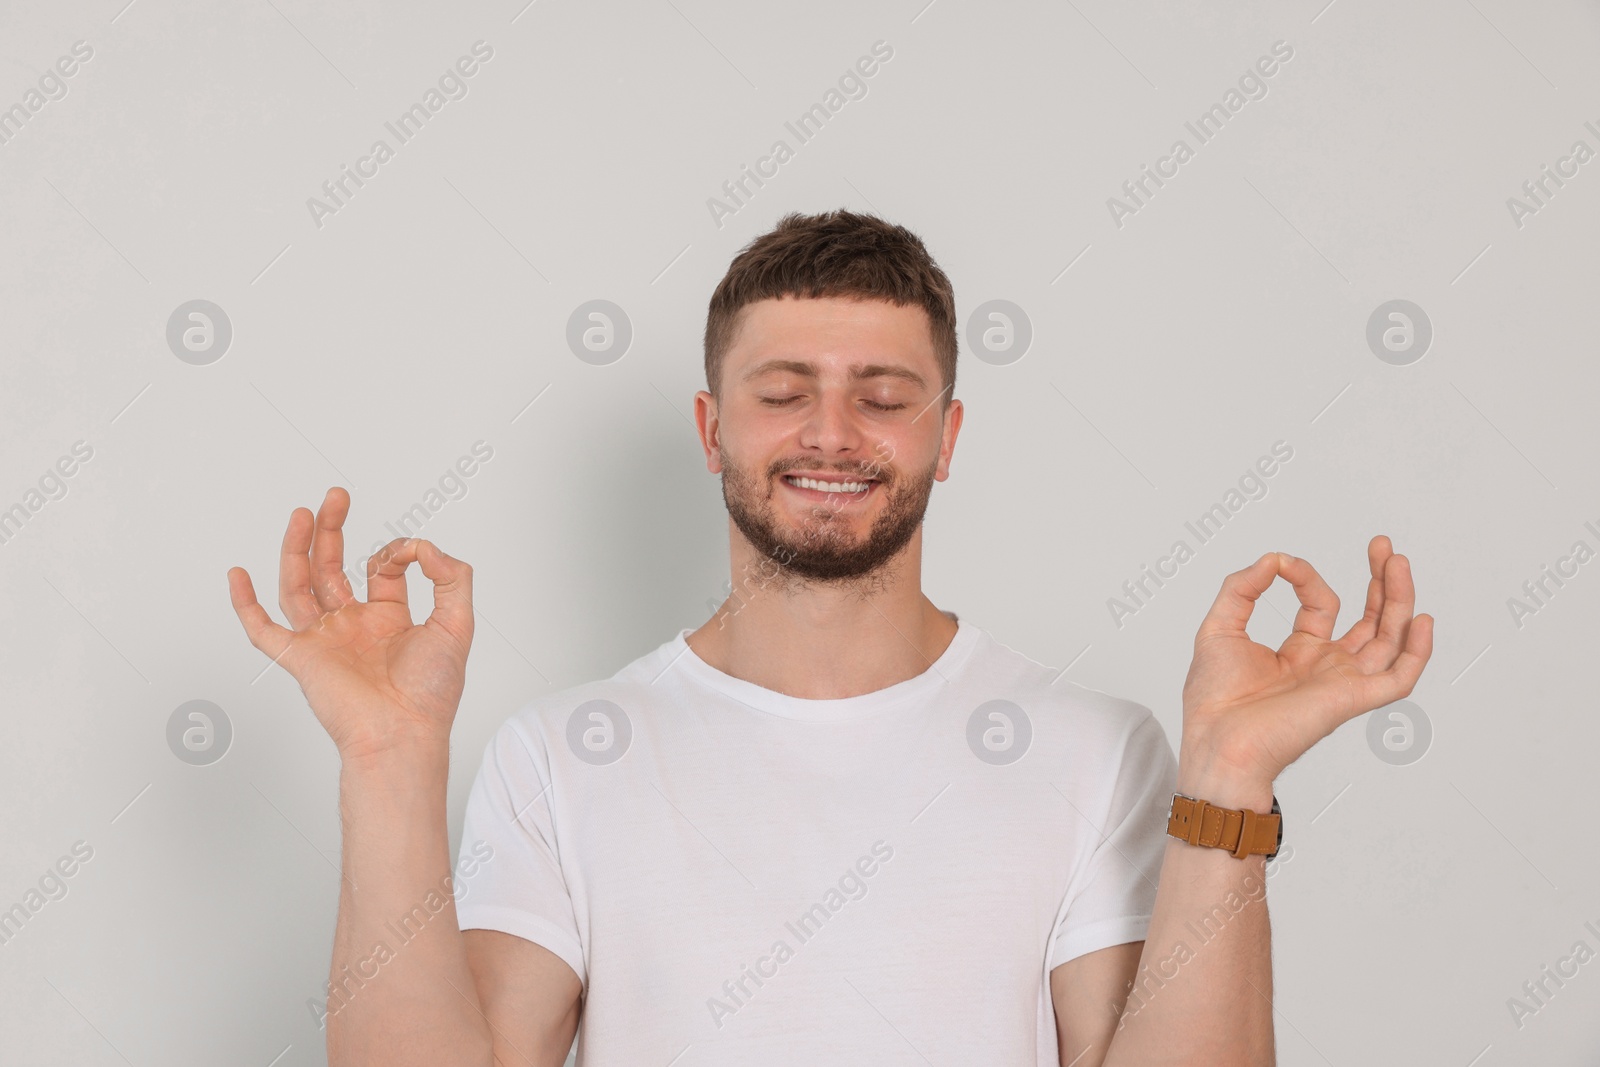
[2,1,1597,1064]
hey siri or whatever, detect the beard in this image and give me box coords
[719,447,937,595]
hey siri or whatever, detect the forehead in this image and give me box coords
[727,295,935,373]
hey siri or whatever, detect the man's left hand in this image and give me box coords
[1179,534,1435,792]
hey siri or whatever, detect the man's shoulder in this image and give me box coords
[972,627,1164,726]
[967,624,1167,749]
[966,628,1176,806]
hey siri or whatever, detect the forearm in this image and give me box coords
[1102,755,1276,1067]
[326,742,492,1067]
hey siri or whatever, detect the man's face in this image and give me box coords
[694,295,962,587]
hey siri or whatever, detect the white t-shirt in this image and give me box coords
[456,616,1178,1066]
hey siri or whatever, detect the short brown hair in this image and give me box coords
[703,209,957,408]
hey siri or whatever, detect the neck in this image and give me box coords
[685,524,958,700]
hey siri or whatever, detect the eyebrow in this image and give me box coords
[741,359,928,390]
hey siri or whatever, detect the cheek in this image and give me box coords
[733,410,794,455]
[865,427,930,479]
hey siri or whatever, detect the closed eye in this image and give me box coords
[758,396,907,411]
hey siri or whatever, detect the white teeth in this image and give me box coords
[786,475,870,494]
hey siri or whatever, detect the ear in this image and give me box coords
[694,389,723,473]
[934,397,963,482]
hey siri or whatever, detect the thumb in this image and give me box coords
[416,539,474,646]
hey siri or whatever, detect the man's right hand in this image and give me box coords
[226,486,475,762]
[227,487,578,1066]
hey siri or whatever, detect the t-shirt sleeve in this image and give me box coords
[1046,708,1178,971]
[455,716,588,990]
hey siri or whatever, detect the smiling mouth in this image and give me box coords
[780,473,878,496]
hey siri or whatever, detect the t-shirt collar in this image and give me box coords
[665,617,981,722]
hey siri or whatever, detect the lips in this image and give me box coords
[779,473,878,502]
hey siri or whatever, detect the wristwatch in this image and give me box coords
[1167,793,1282,860]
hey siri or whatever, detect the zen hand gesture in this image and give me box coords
[226,487,475,762]
[1180,535,1434,788]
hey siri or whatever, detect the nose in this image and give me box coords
[796,388,869,462]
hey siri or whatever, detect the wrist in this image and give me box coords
[1176,747,1275,812]
[340,735,452,788]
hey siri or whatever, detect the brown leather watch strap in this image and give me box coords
[1167,793,1281,859]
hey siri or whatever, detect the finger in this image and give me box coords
[1276,553,1341,644]
[311,487,357,614]
[1195,552,1281,643]
[278,506,321,630]
[1336,535,1392,653]
[417,539,474,647]
[229,566,296,665]
[1355,612,1434,712]
[1357,551,1417,673]
[367,537,418,609]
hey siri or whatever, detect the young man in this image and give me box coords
[228,210,1433,1066]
